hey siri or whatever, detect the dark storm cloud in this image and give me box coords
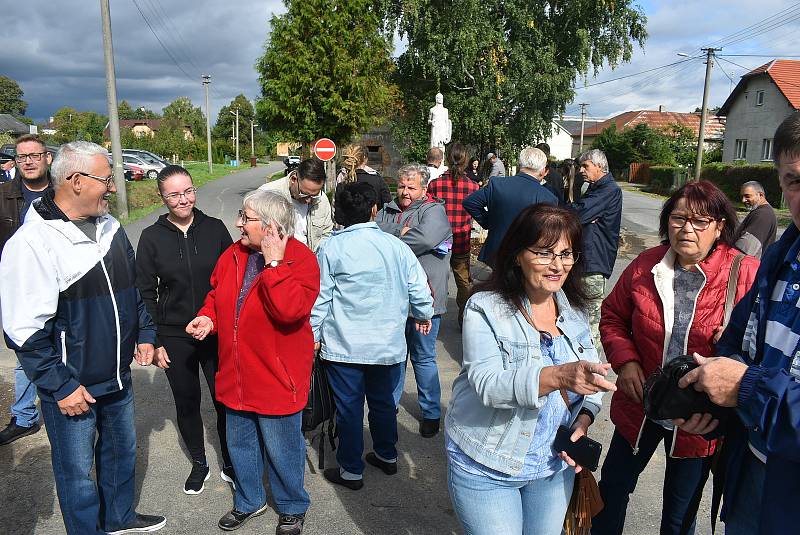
[1,0,283,122]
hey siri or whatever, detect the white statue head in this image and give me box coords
[435,93,443,105]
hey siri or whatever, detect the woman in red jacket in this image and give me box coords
[592,181,759,535]
[186,190,320,535]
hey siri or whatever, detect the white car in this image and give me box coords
[122,154,164,180]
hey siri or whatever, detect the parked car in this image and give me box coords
[122,154,164,179]
[107,154,145,182]
[123,149,169,167]
[284,155,300,175]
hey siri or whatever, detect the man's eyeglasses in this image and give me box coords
[668,214,718,231]
[15,152,47,163]
[162,187,197,202]
[237,209,261,224]
[76,172,114,189]
[526,248,580,266]
[290,175,322,200]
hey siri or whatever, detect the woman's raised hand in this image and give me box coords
[558,361,617,395]
[260,221,288,262]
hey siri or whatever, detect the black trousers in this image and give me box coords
[162,335,231,468]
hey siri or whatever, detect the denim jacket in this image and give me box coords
[445,290,604,476]
[311,222,434,365]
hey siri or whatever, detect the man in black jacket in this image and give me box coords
[570,148,622,347]
[535,143,565,204]
[0,134,52,446]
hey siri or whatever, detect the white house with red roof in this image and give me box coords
[718,59,800,164]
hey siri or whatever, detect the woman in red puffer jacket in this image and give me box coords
[591,181,759,535]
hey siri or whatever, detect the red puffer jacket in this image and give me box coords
[198,239,320,416]
[600,243,758,457]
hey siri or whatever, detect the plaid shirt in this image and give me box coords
[427,172,479,255]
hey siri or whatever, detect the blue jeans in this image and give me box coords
[40,380,137,535]
[448,461,575,535]
[723,450,764,535]
[394,315,442,419]
[225,408,310,515]
[12,359,39,427]
[592,422,708,535]
[326,361,401,477]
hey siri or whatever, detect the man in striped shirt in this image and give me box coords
[676,113,800,535]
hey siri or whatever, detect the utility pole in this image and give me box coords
[230,107,240,165]
[578,103,589,154]
[202,74,212,173]
[100,0,127,219]
[250,120,255,158]
[694,48,721,181]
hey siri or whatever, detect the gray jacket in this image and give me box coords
[375,196,452,315]
[258,176,333,252]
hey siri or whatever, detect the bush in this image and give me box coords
[646,166,683,195]
[699,163,779,206]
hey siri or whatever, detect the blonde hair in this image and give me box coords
[339,144,367,184]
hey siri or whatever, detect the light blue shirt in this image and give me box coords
[311,222,434,365]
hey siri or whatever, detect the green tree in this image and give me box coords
[255,0,397,149]
[389,0,647,160]
[118,100,135,120]
[50,107,108,144]
[0,76,27,116]
[162,97,205,137]
[213,94,255,154]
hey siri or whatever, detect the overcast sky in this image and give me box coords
[4,0,800,125]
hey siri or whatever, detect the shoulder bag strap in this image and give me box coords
[515,301,570,406]
[723,254,745,328]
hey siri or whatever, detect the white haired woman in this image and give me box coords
[186,190,320,535]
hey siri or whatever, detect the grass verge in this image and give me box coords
[114,162,253,224]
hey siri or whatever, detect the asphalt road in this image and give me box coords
[0,177,718,534]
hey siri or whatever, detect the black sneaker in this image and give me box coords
[420,418,440,438]
[365,452,397,475]
[276,513,305,535]
[218,503,268,531]
[220,465,236,490]
[0,417,41,446]
[107,513,166,534]
[322,468,363,490]
[184,460,210,495]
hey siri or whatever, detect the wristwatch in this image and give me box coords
[267,259,282,268]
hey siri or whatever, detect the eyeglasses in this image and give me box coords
[76,172,114,189]
[237,209,261,224]
[290,175,322,200]
[668,214,718,231]
[526,248,580,266]
[15,152,47,163]
[162,187,197,202]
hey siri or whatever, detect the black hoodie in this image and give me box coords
[135,208,232,343]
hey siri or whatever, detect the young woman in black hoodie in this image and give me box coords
[136,165,234,495]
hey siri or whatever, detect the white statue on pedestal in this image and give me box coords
[429,93,452,149]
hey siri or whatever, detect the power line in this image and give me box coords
[131,0,196,83]
[721,11,800,48]
[710,3,800,48]
[574,57,700,90]
[706,2,800,47]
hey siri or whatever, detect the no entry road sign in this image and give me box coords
[313,138,337,162]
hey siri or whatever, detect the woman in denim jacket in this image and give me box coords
[445,204,616,535]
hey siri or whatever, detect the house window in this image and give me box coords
[762,138,773,161]
[735,139,748,160]
[756,90,765,106]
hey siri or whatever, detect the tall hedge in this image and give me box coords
[699,163,780,206]
[647,166,681,195]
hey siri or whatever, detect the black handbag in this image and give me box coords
[302,353,337,469]
[643,354,733,420]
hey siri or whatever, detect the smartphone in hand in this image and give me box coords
[553,425,602,471]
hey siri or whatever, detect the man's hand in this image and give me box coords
[314,342,321,352]
[712,325,725,344]
[153,346,171,369]
[678,353,748,407]
[673,413,719,435]
[186,316,213,340]
[414,318,432,335]
[135,343,155,366]
[58,385,96,416]
[617,361,646,404]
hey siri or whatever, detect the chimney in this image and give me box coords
[658,105,665,113]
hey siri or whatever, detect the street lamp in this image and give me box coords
[229,107,239,165]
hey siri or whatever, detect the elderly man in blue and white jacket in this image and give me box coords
[0,141,165,535]
[676,114,800,535]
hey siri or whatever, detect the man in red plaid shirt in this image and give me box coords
[427,143,479,326]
